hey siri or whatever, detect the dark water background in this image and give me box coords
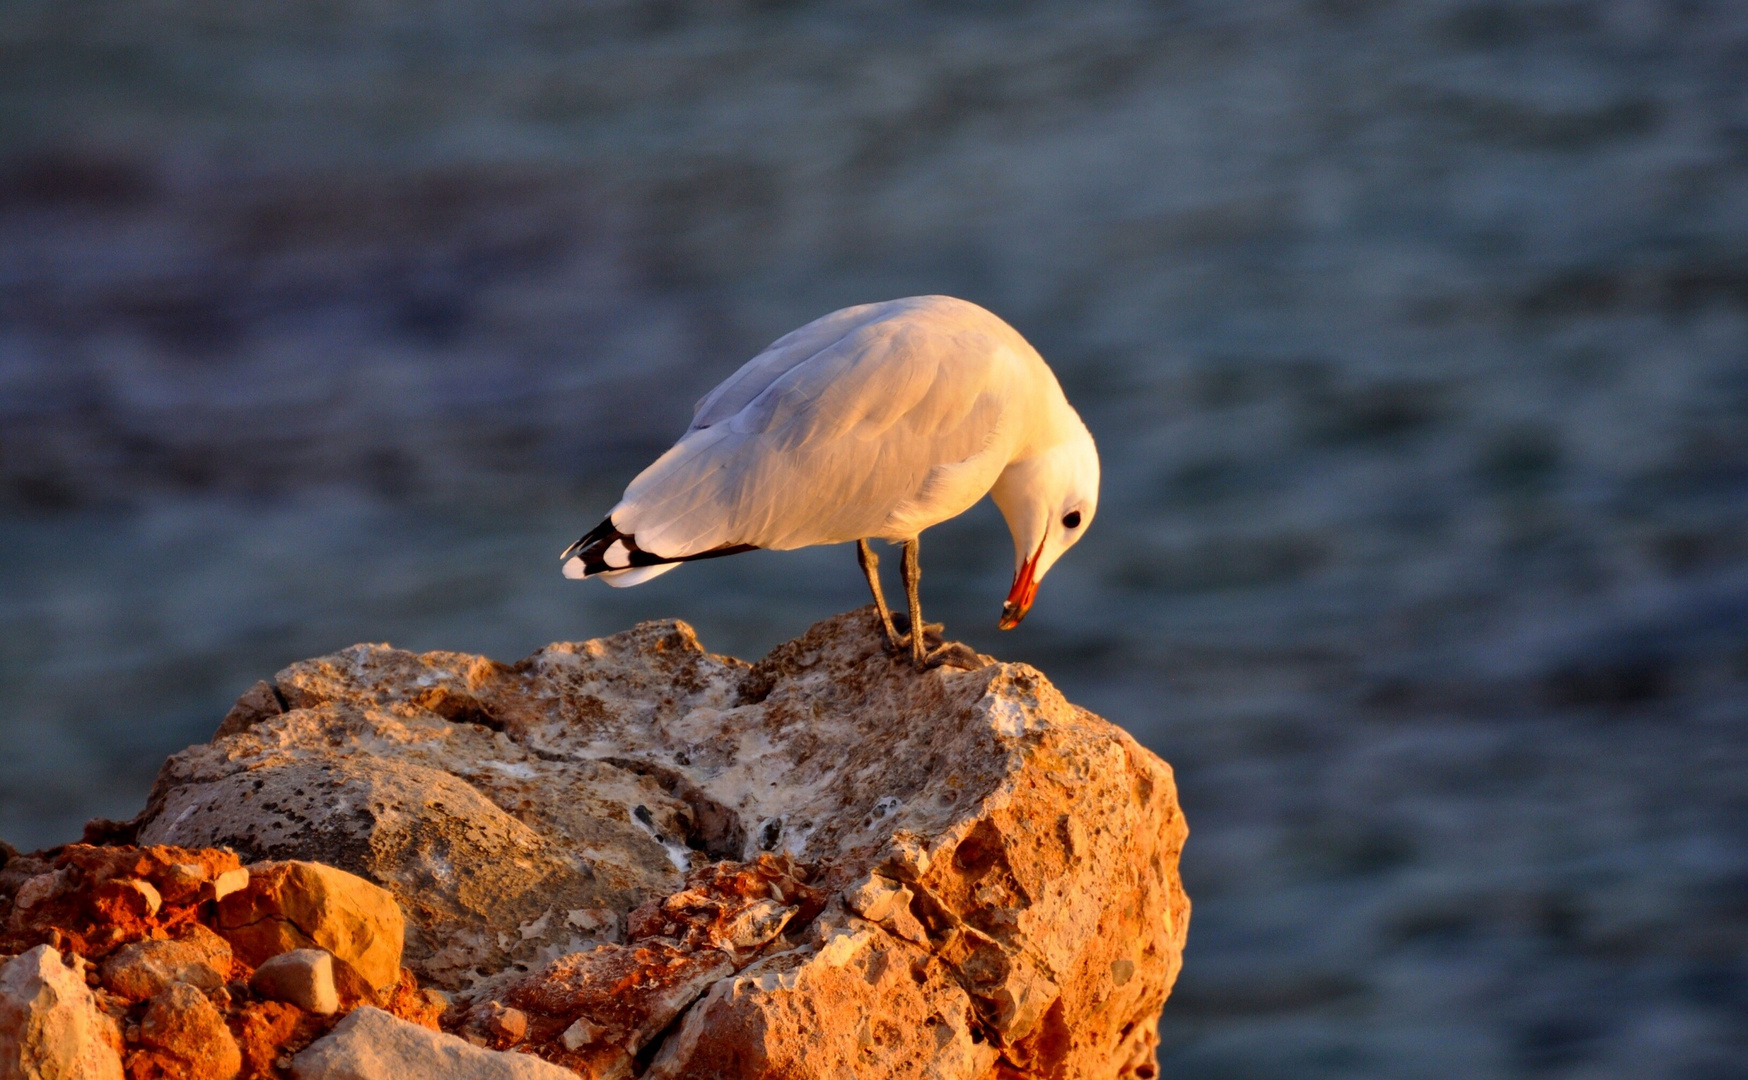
[3,2,1746,1076]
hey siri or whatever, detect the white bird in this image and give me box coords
[561,295,1099,668]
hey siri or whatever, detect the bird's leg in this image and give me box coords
[857,539,904,651]
[902,538,929,668]
[894,537,985,672]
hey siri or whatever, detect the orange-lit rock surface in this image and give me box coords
[0,847,443,1079]
[5,608,1187,1078]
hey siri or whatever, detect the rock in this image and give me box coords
[842,873,928,944]
[642,929,999,1080]
[1,845,244,961]
[137,609,1189,1077]
[249,950,339,1015]
[621,856,824,960]
[504,942,735,1076]
[8,875,68,916]
[157,863,208,900]
[214,680,284,740]
[100,924,232,1001]
[214,862,403,995]
[209,869,249,903]
[140,703,698,987]
[458,1001,527,1050]
[92,879,159,922]
[228,1000,315,1079]
[376,971,448,1032]
[0,945,125,1080]
[0,846,449,1080]
[289,1007,576,1080]
[134,981,242,1080]
[78,817,143,847]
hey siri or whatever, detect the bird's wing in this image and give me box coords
[689,300,897,432]
[613,301,1027,557]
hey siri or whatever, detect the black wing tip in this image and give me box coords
[559,518,680,577]
[560,517,617,564]
[561,517,633,577]
[561,517,757,578]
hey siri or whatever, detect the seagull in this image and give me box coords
[561,295,1100,668]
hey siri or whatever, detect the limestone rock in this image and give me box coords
[457,1001,528,1051]
[100,924,232,1001]
[213,680,284,740]
[209,869,249,903]
[98,879,159,922]
[214,862,403,994]
[250,949,340,1016]
[643,928,1000,1080]
[228,1000,316,1079]
[0,846,449,1080]
[137,608,1189,1077]
[135,981,243,1080]
[0,846,243,961]
[842,873,928,944]
[0,945,125,1080]
[139,697,699,986]
[289,1006,576,1080]
[505,942,734,1076]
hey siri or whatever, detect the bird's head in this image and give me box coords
[990,425,1100,629]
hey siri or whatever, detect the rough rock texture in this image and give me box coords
[131,980,243,1080]
[0,845,442,1080]
[290,1007,576,1080]
[138,671,701,987]
[0,846,244,960]
[133,609,1189,1078]
[0,945,125,1080]
[100,925,232,1002]
[251,951,340,1016]
[215,863,403,995]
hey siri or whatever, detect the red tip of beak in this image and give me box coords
[998,539,1045,630]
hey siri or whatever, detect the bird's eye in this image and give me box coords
[1061,510,1082,529]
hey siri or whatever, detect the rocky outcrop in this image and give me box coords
[123,608,1188,1078]
[0,845,447,1079]
[136,658,704,988]
[0,610,1184,1076]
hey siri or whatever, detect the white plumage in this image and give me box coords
[562,295,1099,665]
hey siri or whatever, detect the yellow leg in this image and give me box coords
[858,539,903,650]
[902,539,927,668]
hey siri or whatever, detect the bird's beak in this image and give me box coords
[998,538,1045,630]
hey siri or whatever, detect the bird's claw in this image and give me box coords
[884,615,982,671]
[885,614,945,654]
[921,642,985,671]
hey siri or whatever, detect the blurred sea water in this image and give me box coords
[2,2,1746,1077]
